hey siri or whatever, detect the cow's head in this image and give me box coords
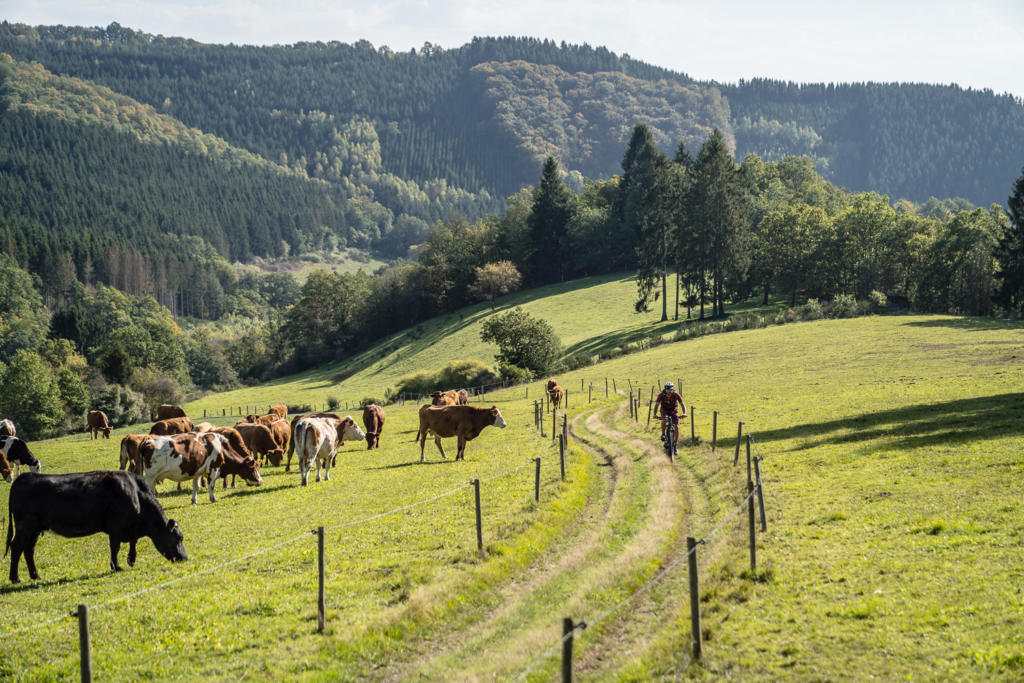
[430,391,444,405]
[490,406,506,429]
[266,449,284,467]
[547,380,557,391]
[338,417,366,445]
[102,426,112,439]
[365,431,379,450]
[0,453,11,482]
[239,457,263,487]
[154,519,188,563]
[244,414,258,423]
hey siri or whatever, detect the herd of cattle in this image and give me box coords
[0,382,549,583]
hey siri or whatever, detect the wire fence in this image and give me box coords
[6,375,774,681]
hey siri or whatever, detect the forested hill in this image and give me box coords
[1,22,1023,289]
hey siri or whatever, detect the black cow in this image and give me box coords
[0,436,40,476]
[6,471,187,583]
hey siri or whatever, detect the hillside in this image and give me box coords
[0,22,1020,274]
[4,271,1022,678]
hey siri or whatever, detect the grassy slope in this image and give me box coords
[4,270,1023,679]
[186,272,783,414]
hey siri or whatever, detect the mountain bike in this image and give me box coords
[660,415,678,459]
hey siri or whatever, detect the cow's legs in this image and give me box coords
[22,531,41,580]
[323,453,332,481]
[300,457,309,486]
[191,477,200,504]
[109,536,123,571]
[206,472,218,503]
[127,539,138,566]
[457,436,467,461]
[434,435,447,459]
[8,530,25,583]
[420,433,427,462]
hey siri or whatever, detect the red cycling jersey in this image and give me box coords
[655,390,684,414]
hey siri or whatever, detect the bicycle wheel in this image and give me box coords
[664,423,676,458]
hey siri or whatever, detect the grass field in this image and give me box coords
[2,271,1023,679]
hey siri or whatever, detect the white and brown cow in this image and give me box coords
[0,435,41,477]
[141,433,261,504]
[292,416,364,486]
[0,419,15,437]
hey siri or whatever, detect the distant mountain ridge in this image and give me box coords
[0,22,1022,291]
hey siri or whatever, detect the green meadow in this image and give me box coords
[2,273,1022,680]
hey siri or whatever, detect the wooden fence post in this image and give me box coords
[562,617,585,682]
[581,377,584,391]
[712,411,718,452]
[746,434,752,483]
[686,537,702,660]
[605,377,608,397]
[551,409,556,442]
[562,414,568,445]
[733,422,744,466]
[613,378,617,393]
[588,384,592,403]
[558,434,566,481]
[565,389,569,409]
[748,481,757,573]
[316,526,325,633]
[473,479,483,557]
[690,407,695,443]
[754,456,767,532]
[76,604,92,683]
[534,457,541,503]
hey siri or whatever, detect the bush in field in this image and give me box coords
[498,362,533,384]
[394,359,499,396]
[327,396,340,411]
[868,290,888,312]
[799,298,824,320]
[131,368,185,419]
[830,294,859,318]
[359,397,385,408]
[480,308,561,376]
[94,384,148,428]
[469,261,522,305]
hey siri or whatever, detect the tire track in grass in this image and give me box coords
[385,406,639,680]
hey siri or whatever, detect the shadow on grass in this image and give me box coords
[0,572,109,595]
[366,459,455,470]
[754,392,1024,452]
[900,317,1024,332]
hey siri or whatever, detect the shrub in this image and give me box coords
[130,368,185,419]
[799,299,824,320]
[0,350,63,438]
[394,359,499,396]
[868,290,888,312]
[563,353,597,371]
[498,362,533,384]
[359,397,385,408]
[94,384,148,428]
[288,403,313,414]
[830,294,858,318]
[326,396,340,411]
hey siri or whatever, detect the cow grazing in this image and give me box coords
[156,404,187,420]
[0,451,11,483]
[417,405,506,461]
[142,433,261,504]
[267,419,290,454]
[285,412,342,472]
[120,434,150,474]
[234,422,284,467]
[0,419,15,437]
[269,404,288,420]
[547,380,564,410]
[362,404,386,450]
[86,409,112,439]
[6,470,187,582]
[293,416,365,486]
[209,431,261,489]
[150,417,195,436]
[457,389,469,405]
[431,390,459,406]
[244,413,278,426]
[0,436,41,477]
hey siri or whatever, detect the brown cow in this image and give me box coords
[119,434,150,474]
[269,404,288,420]
[362,404,386,450]
[285,412,342,472]
[235,423,284,467]
[243,413,278,426]
[431,390,459,406]
[150,417,194,436]
[547,380,564,410]
[457,389,469,405]
[267,419,290,453]
[156,404,187,420]
[0,449,11,482]
[417,405,506,461]
[86,410,112,439]
[142,433,261,504]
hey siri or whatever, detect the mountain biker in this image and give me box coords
[653,381,686,449]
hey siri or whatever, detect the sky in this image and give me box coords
[4,0,1024,98]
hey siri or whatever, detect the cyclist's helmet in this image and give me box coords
[664,382,674,389]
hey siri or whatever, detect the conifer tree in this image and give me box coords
[997,165,1024,311]
[527,156,574,285]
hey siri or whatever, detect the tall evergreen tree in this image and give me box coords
[613,125,658,270]
[689,129,749,316]
[997,165,1024,311]
[635,156,685,321]
[527,157,574,285]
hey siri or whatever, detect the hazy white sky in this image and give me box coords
[4,0,1023,97]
